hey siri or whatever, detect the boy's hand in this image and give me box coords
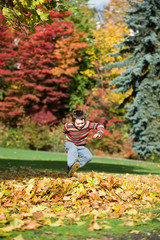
[93,133,101,139]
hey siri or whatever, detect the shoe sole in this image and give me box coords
[68,162,80,177]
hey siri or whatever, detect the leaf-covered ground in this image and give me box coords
[0,167,160,239]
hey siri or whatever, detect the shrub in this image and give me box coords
[0,120,53,151]
[0,119,66,152]
[50,124,65,153]
[23,121,53,151]
[0,127,26,149]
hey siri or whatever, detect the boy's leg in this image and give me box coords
[77,146,92,168]
[64,141,80,177]
[64,141,78,167]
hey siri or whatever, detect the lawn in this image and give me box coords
[0,147,160,240]
[0,147,160,175]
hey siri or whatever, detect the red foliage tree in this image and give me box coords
[0,12,17,103]
[0,10,88,126]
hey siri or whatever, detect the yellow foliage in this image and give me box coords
[80,69,96,78]
[85,0,132,105]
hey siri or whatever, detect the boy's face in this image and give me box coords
[75,118,85,129]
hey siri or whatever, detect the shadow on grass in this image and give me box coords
[0,159,159,180]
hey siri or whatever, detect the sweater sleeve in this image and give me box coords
[89,121,104,136]
[63,123,69,134]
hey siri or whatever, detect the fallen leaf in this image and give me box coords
[21,221,41,230]
[119,221,135,226]
[13,234,25,240]
[102,225,112,229]
[76,221,86,226]
[88,221,103,231]
[32,212,43,218]
[0,229,11,237]
[130,230,140,234]
[49,219,64,227]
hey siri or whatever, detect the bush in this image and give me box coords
[88,129,123,155]
[23,121,53,151]
[0,120,53,151]
[0,120,66,152]
[50,124,65,153]
[0,127,26,149]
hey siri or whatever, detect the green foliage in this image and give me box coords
[0,0,69,32]
[105,0,160,160]
[68,73,94,110]
[64,1,97,110]
[0,120,53,151]
[0,119,66,152]
[22,121,53,151]
[65,1,96,39]
[90,131,123,155]
[0,127,25,149]
[50,124,65,153]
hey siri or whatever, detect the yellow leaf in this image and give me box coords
[102,225,112,229]
[0,225,14,232]
[126,209,138,216]
[49,219,64,227]
[120,221,135,226]
[88,221,103,231]
[13,234,25,240]
[130,230,140,234]
[76,221,86,226]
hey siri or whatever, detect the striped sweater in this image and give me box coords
[63,121,104,146]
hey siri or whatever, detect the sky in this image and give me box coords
[87,0,110,10]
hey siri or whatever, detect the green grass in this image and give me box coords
[3,214,160,240]
[0,147,160,240]
[0,147,160,175]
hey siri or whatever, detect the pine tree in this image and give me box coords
[105,0,160,160]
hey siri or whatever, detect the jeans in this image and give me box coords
[64,141,92,168]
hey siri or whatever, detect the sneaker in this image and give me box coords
[67,161,80,177]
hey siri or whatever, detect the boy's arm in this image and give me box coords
[89,122,104,139]
[63,123,69,134]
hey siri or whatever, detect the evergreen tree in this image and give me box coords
[105,0,160,160]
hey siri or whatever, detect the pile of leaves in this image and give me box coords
[0,167,160,237]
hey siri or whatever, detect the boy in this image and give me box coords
[63,109,104,177]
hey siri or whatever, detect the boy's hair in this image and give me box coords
[72,109,85,122]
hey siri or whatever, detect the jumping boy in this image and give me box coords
[63,109,104,177]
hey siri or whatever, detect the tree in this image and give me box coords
[82,0,130,122]
[0,10,88,126]
[105,0,160,160]
[64,1,97,110]
[0,0,70,32]
[0,12,16,101]
[66,1,96,39]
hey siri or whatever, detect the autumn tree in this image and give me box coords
[0,0,70,32]
[82,0,130,121]
[0,0,94,33]
[106,0,160,160]
[0,10,88,126]
[64,1,97,110]
[74,0,135,157]
[66,1,96,39]
[0,11,16,102]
